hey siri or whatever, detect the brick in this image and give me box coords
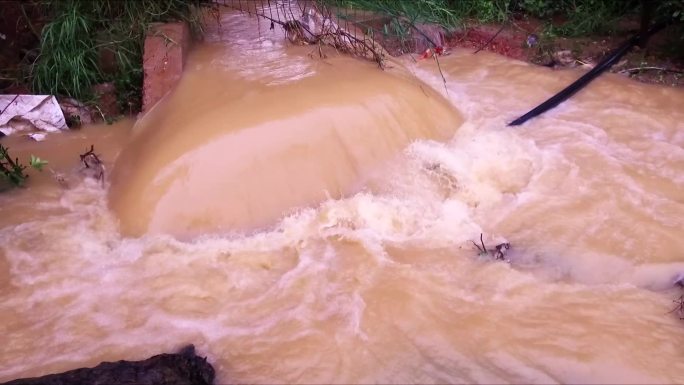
[142,22,191,113]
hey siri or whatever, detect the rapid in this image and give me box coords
[1,8,684,384]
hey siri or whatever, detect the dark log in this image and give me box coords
[1,345,215,385]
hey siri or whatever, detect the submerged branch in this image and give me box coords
[80,144,105,185]
[471,233,511,261]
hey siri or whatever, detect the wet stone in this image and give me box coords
[1,345,215,385]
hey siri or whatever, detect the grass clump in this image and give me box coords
[30,0,209,114]
[328,0,682,38]
[325,0,461,30]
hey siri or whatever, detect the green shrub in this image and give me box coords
[30,0,208,114]
[330,0,680,38]
[0,145,47,189]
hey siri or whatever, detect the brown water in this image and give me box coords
[2,9,684,384]
[108,31,461,238]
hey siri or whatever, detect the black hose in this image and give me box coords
[508,21,667,127]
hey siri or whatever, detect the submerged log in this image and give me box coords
[1,345,214,385]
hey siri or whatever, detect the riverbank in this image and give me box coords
[444,19,684,87]
[2,5,684,384]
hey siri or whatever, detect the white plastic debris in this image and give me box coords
[0,95,68,136]
[27,133,47,142]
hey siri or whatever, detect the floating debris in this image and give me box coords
[471,233,511,261]
[79,144,105,185]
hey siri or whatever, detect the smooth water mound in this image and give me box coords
[109,55,462,238]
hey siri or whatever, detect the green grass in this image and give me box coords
[324,0,682,38]
[325,0,462,29]
[22,0,684,112]
[30,0,209,114]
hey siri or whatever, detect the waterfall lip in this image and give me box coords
[108,51,463,239]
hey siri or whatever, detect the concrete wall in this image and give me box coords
[142,22,192,113]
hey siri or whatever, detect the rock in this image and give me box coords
[59,83,120,126]
[59,97,92,128]
[552,50,577,67]
[1,345,215,385]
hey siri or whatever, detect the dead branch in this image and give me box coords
[619,66,684,75]
[218,1,386,68]
[480,233,488,254]
[433,54,449,97]
[471,240,484,254]
[79,144,105,185]
[406,22,449,94]
[470,233,511,261]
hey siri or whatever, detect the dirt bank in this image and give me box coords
[445,19,683,87]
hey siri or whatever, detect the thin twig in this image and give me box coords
[80,144,105,184]
[405,22,449,94]
[474,24,506,54]
[619,66,684,74]
[470,240,484,253]
[480,233,488,254]
[433,54,449,97]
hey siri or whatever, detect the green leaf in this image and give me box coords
[29,155,48,171]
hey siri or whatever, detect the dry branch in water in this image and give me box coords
[219,1,387,68]
[471,233,489,255]
[79,144,105,185]
[471,233,511,261]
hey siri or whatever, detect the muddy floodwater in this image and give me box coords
[2,9,684,384]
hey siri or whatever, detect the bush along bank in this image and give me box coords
[8,0,210,121]
[327,0,683,86]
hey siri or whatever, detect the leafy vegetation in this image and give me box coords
[328,0,683,38]
[0,145,46,188]
[29,0,209,114]
[29,155,48,171]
